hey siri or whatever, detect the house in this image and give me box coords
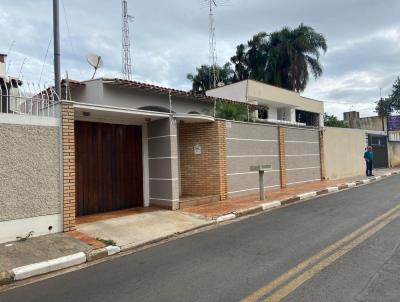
[206,79,324,127]
[1,75,326,242]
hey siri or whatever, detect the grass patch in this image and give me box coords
[96,237,117,246]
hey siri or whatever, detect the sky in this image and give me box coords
[1,0,400,118]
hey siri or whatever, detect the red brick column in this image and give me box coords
[61,102,76,232]
[278,127,287,188]
[319,129,326,180]
[178,121,227,201]
[216,121,228,200]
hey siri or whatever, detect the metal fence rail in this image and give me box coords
[0,82,60,117]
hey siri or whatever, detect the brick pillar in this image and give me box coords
[278,127,287,188]
[319,130,326,180]
[61,102,76,232]
[216,121,228,200]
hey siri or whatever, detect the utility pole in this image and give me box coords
[53,0,61,101]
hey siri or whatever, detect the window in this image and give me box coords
[258,109,268,120]
[296,110,319,126]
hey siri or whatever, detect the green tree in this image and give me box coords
[188,24,327,93]
[187,63,233,94]
[230,44,249,82]
[266,24,327,92]
[375,77,400,117]
[324,113,347,128]
[214,101,250,122]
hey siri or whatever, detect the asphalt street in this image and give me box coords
[1,175,400,302]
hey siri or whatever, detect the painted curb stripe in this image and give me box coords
[216,214,236,223]
[11,252,86,281]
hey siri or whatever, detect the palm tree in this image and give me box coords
[187,63,234,94]
[266,24,327,92]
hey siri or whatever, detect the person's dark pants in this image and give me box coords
[366,160,373,176]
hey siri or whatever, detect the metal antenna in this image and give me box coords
[122,0,133,80]
[18,58,27,80]
[208,0,218,89]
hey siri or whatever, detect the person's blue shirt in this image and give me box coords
[364,151,374,161]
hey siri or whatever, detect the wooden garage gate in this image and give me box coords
[75,121,143,216]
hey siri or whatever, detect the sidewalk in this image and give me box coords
[181,169,399,219]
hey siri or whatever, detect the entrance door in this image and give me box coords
[368,134,388,168]
[75,121,143,216]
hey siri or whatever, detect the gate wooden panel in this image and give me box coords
[75,121,143,216]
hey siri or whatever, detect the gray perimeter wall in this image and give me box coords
[147,117,179,209]
[0,123,61,221]
[285,128,321,185]
[226,121,281,197]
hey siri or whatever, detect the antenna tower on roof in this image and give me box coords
[122,0,133,80]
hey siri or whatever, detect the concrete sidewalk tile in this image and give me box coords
[12,252,86,281]
[261,201,281,210]
[234,206,263,217]
[0,271,12,285]
[298,191,317,200]
[216,214,236,223]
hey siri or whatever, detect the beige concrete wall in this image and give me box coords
[323,127,368,179]
[389,142,400,167]
[0,122,61,222]
[206,80,248,102]
[285,128,321,185]
[248,80,324,114]
[225,121,281,197]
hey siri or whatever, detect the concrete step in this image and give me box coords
[179,195,220,209]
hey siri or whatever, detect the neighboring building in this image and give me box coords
[0,53,23,113]
[343,111,387,131]
[343,110,400,168]
[206,79,324,127]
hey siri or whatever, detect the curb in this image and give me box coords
[213,170,400,225]
[11,252,86,281]
[4,245,122,283]
[0,271,12,285]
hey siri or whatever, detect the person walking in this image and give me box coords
[364,146,374,177]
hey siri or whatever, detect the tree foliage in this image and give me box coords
[188,24,327,94]
[375,77,400,116]
[324,113,347,128]
[214,101,250,122]
[187,63,233,94]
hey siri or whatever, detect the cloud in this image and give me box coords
[1,0,400,120]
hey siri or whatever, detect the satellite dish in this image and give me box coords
[86,54,103,79]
